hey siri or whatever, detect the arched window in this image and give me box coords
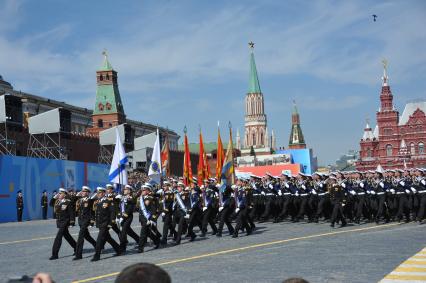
[386,144,393,157]
[410,143,415,155]
[367,148,372,157]
[106,74,110,80]
[99,75,103,81]
[419,142,425,154]
[260,132,264,145]
[252,133,256,146]
[98,103,104,111]
[98,119,103,128]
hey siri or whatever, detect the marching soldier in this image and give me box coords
[16,190,24,222]
[186,184,202,241]
[41,190,48,220]
[200,180,218,237]
[73,186,97,260]
[329,177,347,228]
[50,188,76,260]
[160,182,177,245]
[137,184,161,253]
[173,182,190,245]
[118,185,140,253]
[216,185,235,237]
[91,187,121,262]
[232,184,252,238]
[106,184,122,238]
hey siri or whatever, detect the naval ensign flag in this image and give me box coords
[109,128,128,185]
[148,128,162,184]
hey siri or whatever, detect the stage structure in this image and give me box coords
[0,94,22,155]
[27,108,71,159]
[98,123,133,164]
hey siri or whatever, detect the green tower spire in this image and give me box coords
[92,51,125,117]
[248,42,261,94]
[288,100,306,149]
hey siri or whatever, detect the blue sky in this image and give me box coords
[0,0,425,165]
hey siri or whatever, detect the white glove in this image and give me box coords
[278,191,282,196]
[350,190,356,195]
[219,207,224,212]
[295,192,299,196]
[390,189,395,194]
[341,183,346,189]
[411,187,417,193]
[360,183,365,188]
[184,214,190,219]
[342,203,346,207]
[311,190,317,195]
[371,191,376,195]
[302,185,306,190]
[261,191,266,196]
[366,190,370,194]
[285,184,290,189]
[319,184,324,188]
[380,182,385,188]
[269,184,274,189]
[421,180,426,186]
[161,212,165,217]
[203,207,207,212]
[235,208,240,214]
[115,194,122,199]
[399,181,405,186]
[405,189,410,194]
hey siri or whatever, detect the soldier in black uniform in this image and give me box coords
[91,187,121,262]
[160,182,177,245]
[73,186,97,260]
[137,185,161,253]
[41,190,48,220]
[173,183,189,245]
[200,180,218,237]
[50,190,57,219]
[329,177,347,228]
[106,184,122,238]
[216,185,235,237]
[232,184,252,238]
[50,188,76,260]
[118,185,140,253]
[16,190,24,222]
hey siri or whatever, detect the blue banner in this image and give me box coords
[0,155,109,223]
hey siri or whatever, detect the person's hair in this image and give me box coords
[115,263,171,283]
[283,278,310,283]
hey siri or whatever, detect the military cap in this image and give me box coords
[96,187,106,192]
[81,186,91,193]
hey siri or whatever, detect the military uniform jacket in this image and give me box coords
[76,197,94,227]
[138,194,158,221]
[162,191,175,213]
[16,196,23,209]
[54,199,75,228]
[41,195,48,208]
[329,184,346,204]
[119,195,136,219]
[94,197,116,228]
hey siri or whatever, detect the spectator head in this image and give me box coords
[283,278,309,283]
[115,263,171,283]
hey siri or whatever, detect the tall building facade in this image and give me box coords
[241,43,271,156]
[356,60,426,170]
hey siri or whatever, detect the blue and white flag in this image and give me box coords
[109,128,128,185]
[148,128,162,184]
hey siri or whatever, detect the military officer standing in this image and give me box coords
[73,186,97,260]
[91,187,121,262]
[16,190,24,222]
[41,190,48,220]
[50,188,76,260]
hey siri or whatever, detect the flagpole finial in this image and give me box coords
[217,120,220,128]
[199,124,201,133]
[183,126,187,134]
[228,121,232,129]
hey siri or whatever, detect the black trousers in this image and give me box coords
[355,195,365,221]
[416,194,426,221]
[261,197,274,220]
[330,202,346,225]
[94,226,120,258]
[52,226,76,257]
[233,208,251,236]
[315,196,326,219]
[218,206,234,235]
[187,208,202,237]
[161,212,176,242]
[110,222,121,237]
[75,224,96,258]
[119,216,140,250]
[201,207,217,234]
[396,195,410,222]
[173,212,188,244]
[296,197,309,220]
[138,219,160,250]
[17,208,23,222]
[42,207,48,220]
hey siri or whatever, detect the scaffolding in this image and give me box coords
[0,122,16,155]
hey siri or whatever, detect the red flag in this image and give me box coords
[161,134,170,177]
[216,127,225,180]
[197,131,210,186]
[183,129,193,186]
